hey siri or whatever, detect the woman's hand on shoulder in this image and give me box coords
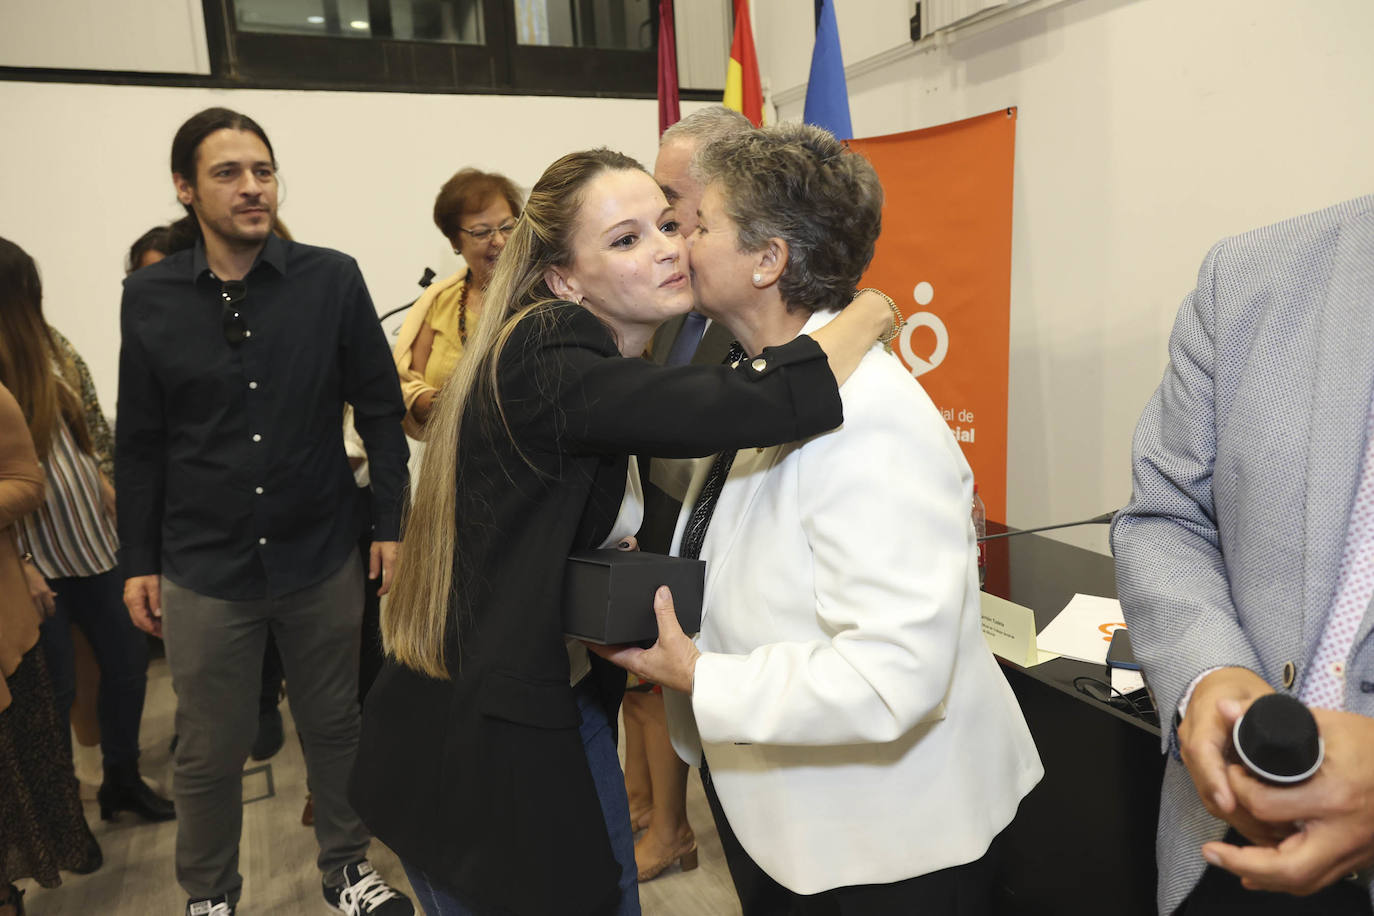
[852,288,901,344]
[808,287,900,387]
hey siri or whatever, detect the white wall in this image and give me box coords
[758,0,1374,553]
[0,0,210,73]
[0,81,707,420]
[5,0,1372,557]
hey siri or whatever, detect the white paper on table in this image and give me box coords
[1036,593,1127,665]
[1111,668,1146,695]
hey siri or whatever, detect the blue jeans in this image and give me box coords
[403,678,639,916]
[38,566,150,770]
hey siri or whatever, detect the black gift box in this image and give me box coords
[562,549,705,645]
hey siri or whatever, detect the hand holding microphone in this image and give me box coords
[1205,706,1374,895]
[1232,693,1324,785]
[1177,668,1293,847]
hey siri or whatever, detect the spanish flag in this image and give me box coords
[723,0,763,126]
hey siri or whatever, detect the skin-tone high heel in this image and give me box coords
[635,834,699,882]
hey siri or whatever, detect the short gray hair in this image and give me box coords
[660,106,753,150]
[695,122,884,314]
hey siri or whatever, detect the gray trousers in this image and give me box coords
[162,557,371,902]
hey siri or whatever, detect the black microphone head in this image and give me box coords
[1233,693,1323,784]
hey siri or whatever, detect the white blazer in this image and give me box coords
[664,311,1043,895]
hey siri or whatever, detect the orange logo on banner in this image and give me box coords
[849,109,1017,523]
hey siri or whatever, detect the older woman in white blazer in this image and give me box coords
[592,123,1043,915]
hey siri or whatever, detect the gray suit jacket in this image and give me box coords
[648,312,735,369]
[1111,194,1374,914]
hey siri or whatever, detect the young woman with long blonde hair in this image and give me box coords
[350,148,894,916]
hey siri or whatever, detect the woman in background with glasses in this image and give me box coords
[393,169,524,437]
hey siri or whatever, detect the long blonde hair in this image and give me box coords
[383,148,646,679]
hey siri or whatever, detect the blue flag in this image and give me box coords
[803,0,853,140]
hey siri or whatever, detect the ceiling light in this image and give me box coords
[349,19,369,29]
[307,15,324,23]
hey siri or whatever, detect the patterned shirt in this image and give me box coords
[1300,401,1374,710]
[17,417,119,579]
[49,327,114,481]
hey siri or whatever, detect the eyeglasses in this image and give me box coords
[220,280,250,346]
[456,222,517,243]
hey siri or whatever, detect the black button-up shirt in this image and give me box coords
[116,233,408,600]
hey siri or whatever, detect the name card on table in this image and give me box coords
[980,592,1059,668]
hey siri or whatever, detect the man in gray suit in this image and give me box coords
[646,106,751,372]
[1113,195,1374,915]
[639,106,752,553]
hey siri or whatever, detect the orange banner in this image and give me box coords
[849,109,1016,522]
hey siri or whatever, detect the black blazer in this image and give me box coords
[350,302,842,916]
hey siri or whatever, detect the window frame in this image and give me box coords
[0,0,724,100]
[215,0,658,96]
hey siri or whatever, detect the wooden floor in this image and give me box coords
[17,659,741,915]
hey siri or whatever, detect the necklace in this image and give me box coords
[458,269,473,345]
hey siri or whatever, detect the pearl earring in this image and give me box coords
[752,273,763,284]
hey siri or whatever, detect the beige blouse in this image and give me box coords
[392,270,470,440]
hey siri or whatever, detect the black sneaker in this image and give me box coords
[323,860,414,915]
[0,883,24,915]
[185,894,233,916]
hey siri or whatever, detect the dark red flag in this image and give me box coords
[658,0,681,135]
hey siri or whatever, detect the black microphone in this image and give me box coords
[1232,693,1324,784]
[377,267,438,323]
[977,510,1118,542]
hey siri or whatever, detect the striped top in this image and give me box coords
[17,417,118,579]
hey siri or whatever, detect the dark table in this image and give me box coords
[984,523,1164,915]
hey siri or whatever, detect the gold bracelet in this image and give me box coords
[856,287,903,344]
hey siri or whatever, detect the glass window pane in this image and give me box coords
[235,0,374,38]
[515,0,652,50]
[390,0,485,44]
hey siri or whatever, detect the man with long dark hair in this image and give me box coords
[115,107,412,916]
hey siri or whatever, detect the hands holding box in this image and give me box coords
[564,548,704,694]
